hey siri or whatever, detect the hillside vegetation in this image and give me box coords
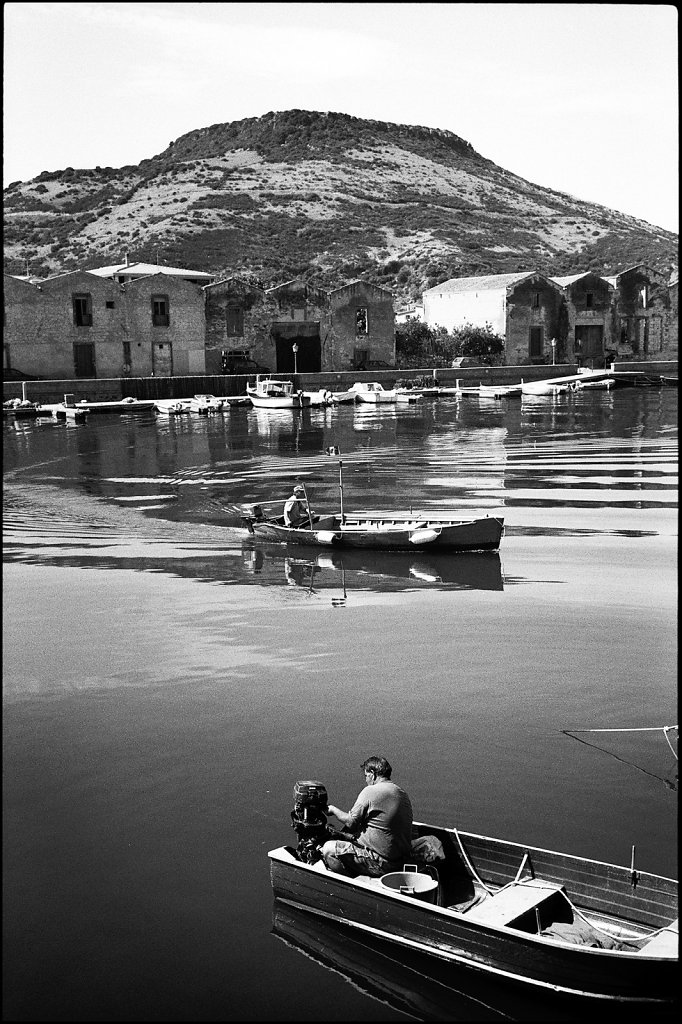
[4,109,677,303]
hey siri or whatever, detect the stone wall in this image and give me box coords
[329,281,396,368]
[505,275,565,365]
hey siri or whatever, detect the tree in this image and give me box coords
[451,322,505,365]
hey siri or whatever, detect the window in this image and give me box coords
[356,307,368,334]
[639,286,648,309]
[585,293,594,310]
[226,305,244,336]
[73,342,96,377]
[151,295,169,326]
[529,327,543,360]
[532,292,540,309]
[73,293,92,327]
[353,347,369,368]
[105,300,115,309]
[122,341,131,372]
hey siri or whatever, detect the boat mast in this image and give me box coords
[326,445,344,524]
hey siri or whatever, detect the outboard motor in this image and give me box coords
[291,780,329,863]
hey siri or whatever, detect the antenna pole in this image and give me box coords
[339,459,344,524]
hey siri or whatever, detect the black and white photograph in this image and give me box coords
[3,3,677,1020]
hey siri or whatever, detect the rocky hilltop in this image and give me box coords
[4,109,677,302]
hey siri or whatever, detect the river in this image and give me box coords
[2,386,677,1021]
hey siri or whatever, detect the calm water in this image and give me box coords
[3,388,677,1021]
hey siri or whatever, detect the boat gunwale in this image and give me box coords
[269,839,677,959]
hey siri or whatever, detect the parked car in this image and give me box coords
[222,356,271,375]
[354,359,394,370]
[451,356,480,368]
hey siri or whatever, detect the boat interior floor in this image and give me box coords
[308,857,656,950]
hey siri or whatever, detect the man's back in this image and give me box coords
[350,780,413,863]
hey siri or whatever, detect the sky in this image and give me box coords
[3,2,678,233]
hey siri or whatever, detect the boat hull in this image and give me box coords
[269,823,677,1005]
[250,514,504,552]
[247,393,311,408]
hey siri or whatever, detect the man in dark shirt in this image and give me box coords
[322,756,413,876]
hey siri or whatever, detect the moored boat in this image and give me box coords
[247,377,311,409]
[329,389,358,404]
[350,381,397,403]
[270,811,678,1007]
[189,394,224,414]
[154,399,190,416]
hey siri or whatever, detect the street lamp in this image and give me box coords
[292,343,299,374]
[550,338,556,365]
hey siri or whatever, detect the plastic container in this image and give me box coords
[381,863,438,903]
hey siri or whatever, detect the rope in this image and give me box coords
[663,726,679,760]
[556,888,675,946]
[452,827,495,895]
[565,726,677,734]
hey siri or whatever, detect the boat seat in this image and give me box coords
[635,920,678,956]
[464,878,565,928]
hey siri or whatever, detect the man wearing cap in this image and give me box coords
[283,484,309,528]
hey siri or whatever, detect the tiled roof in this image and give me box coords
[88,261,213,279]
[422,272,536,295]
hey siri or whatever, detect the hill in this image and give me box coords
[3,109,678,302]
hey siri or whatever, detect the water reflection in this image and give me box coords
[271,900,606,1022]
[243,545,505,598]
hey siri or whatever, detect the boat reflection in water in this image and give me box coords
[271,900,591,1022]
[242,545,504,596]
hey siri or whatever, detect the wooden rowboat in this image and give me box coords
[270,819,677,1007]
[237,502,504,552]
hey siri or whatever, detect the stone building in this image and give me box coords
[423,272,565,365]
[328,280,396,369]
[604,264,670,359]
[422,265,677,366]
[203,277,269,375]
[264,280,333,373]
[203,276,395,373]
[3,269,207,379]
[667,272,678,357]
[550,273,615,365]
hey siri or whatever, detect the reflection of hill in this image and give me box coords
[242,545,504,592]
[271,900,588,1022]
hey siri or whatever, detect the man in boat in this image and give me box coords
[283,485,309,528]
[321,756,413,877]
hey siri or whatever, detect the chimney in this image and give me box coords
[125,253,129,266]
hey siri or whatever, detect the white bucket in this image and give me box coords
[381,864,438,903]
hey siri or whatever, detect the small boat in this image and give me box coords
[329,389,358,405]
[270,810,678,1008]
[349,381,397,403]
[478,384,523,399]
[154,399,190,416]
[246,377,311,409]
[395,387,423,403]
[3,398,45,419]
[574,378,615,391]
[189,394,224,414]
[521,381,572,395]
[302,389,334,407]
[237,502,503,552]
[74,397,157,414]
